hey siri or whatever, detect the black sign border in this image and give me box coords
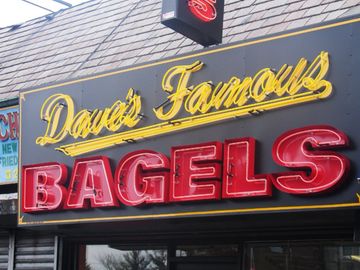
[18,16,360,226]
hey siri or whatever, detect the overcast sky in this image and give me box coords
[0,0,89,28]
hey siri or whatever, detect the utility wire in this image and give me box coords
[21,0,54,12]
[53,0,72,8]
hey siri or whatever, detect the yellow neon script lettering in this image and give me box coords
[36,88,141,145]
[37,51,332,156]
[154,51,331,119]
[36,94,75,145]
[153,60,204,120]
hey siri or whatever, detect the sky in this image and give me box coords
[0,0,89,28]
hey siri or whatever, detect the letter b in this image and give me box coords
[22,163,68,212]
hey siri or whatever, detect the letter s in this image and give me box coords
[272,125,350,194]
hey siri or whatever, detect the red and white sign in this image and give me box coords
[21,125,350,213]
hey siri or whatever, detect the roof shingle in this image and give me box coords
[0,0,360,101]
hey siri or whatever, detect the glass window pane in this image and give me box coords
[244,245,288,270]
[324,245,360,270]
[290,245,322,270]
[82,245,167,270]
[245,242,360,270]
[176,245,239,257]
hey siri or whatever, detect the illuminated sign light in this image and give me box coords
[222,138,272,198]
[36,52,332,157]
[188,0,217,22]
[161,0,224,46]
[22,163,67,212]
[170,142,223,202]
[65,156,119,209]
[115,150,170,206]
[272,126,350,194]
[22,125,350,213]
[19,18,360,225]
[36,89,141,145]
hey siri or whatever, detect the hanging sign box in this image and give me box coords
[161,0,224,46]
[19,18,360,226]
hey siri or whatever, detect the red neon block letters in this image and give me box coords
[222,138,272,198]
[21,125,351,213]
[272,125,350,194]
[115,150,170,206]
[22,163,68,212]
[170,142,223,202]
[65,156,118,209]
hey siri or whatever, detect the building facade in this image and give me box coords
[1,0,360,269]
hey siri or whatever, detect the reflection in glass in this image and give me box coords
[176,245,239,257]
[325,245,360,270]
[245,243,360,270]
[245,245,288,270]
[290,245,322,270]
[83,245,167,270]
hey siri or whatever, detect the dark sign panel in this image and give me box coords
[19,18,360,226]
[0,106,19,184]
[161,0,224,46]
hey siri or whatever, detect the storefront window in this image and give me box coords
[77,242,360,270]
[176,245,239,257]
[245,243,360,270]
[245,244,288,270]
[80,245,167,270]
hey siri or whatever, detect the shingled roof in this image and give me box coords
[0,0,360,101]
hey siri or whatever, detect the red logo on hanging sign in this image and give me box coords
[188,0,217,22]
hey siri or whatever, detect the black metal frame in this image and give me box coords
[58,221,360,270]
[60,238,243,270]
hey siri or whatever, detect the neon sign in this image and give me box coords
[161,0,224,46]
[36,52,332,157]
[272,126,350,194]
[115,150,170,206]
[188,0,217,22]
[222,138,272,199]
[22,125,350,213]
[170,142,223,202]
[19,18,360,225]
[65,156,119,209]
[22,163,68,212]
[36,89,141,146]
